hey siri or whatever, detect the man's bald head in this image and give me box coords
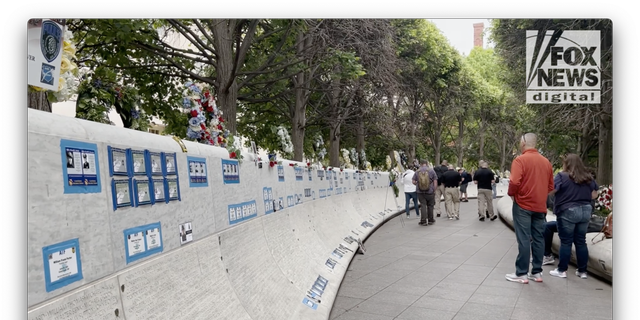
[521,133,537,150]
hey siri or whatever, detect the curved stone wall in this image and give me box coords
[27,109,403,319]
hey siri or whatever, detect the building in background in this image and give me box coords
[473,22,484,48]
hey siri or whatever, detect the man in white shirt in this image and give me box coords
[401,166,420,217]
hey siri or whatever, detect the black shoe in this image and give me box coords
[490,215,498,221]
[485,211,490,218]
[428,221,435,225]
[437,214,441,217]
[479,217,485,221]
[419,221,428,226]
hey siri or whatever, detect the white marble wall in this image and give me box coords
[27,109,399,319]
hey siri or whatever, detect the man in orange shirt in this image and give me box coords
[505,133,554,284]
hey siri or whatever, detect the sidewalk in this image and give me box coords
[330,199,613,320]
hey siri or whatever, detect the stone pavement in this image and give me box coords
[330,199,613,320]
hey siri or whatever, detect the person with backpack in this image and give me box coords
[412,159,438,226]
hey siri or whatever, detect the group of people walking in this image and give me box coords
[398,158,501,226]
[397,132,599,282]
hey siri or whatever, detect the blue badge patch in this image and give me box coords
[40,20,62,63]
[41,63,55,85]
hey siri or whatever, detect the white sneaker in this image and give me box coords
[505,273,529,284]
[527,272,543,282]
[575,271,588,279]
[549,268,567,278]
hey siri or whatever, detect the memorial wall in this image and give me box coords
[27,109,402,319]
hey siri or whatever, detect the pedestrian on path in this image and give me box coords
[433,160,448,218]
[442,165,462,220]
[547,154,599,279]
[505,133,554,284]
[459,168,471,202]
[412,159,438,226]
[473,160,498,221]
[401,166,420,218]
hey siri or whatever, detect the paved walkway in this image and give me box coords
[330,199,613,320]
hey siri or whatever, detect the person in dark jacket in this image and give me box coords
[433,160,448,217]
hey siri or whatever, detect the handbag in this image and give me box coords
[587,214,605,233]
[591,212,613,244]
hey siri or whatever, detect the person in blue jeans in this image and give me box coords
[547,154,598,279]
[400,166,420,217]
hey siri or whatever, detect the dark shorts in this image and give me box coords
[460,183,468,193]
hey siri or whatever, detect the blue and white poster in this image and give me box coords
[187,156,208,187]
[229,200,258,225]
[287,195,295,207]
[60,139,101,194]
[277,165,285,182]
[263,187,274,214]
[222,159,240,184]
[124,222,163,264]
[295,167,303,181]
[42,238,83,292]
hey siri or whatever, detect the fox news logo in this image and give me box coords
[526,30,600,104]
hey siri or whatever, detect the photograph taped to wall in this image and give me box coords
[150,152,163,175]
[135,179,152,206]
[167,178,180,201]
[109,147,128,176]
[152,178,165,203]
[164,153,176,175]
[131,150,147,175]
[114,179,132,207]
[179,222,193,245]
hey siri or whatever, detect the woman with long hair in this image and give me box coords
[548,154,599,279]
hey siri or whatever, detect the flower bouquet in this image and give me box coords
[594,184,612,217]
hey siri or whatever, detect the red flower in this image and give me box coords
[206,107,214,113]
[340,168,344,172]
[230,152,237,159]
[307,162,311,167]
[219,117,224,123]
[218,136,223,143]
[289,163,295,167]
[608,189,612,195]
[270,161,275,168]
[200,124,206,130]
[190,110,198,117]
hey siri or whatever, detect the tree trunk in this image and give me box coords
[211,19,243,134]
[433,120,442,168]
[389,150,397,170]
[28,91,52,112]
[291,90,306,161]
[479,116,486,160]
[290,30,313,161]
[329,123,341,167]
[456,114,464,167]
[356,112,365,169]
[500,132,507,172]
